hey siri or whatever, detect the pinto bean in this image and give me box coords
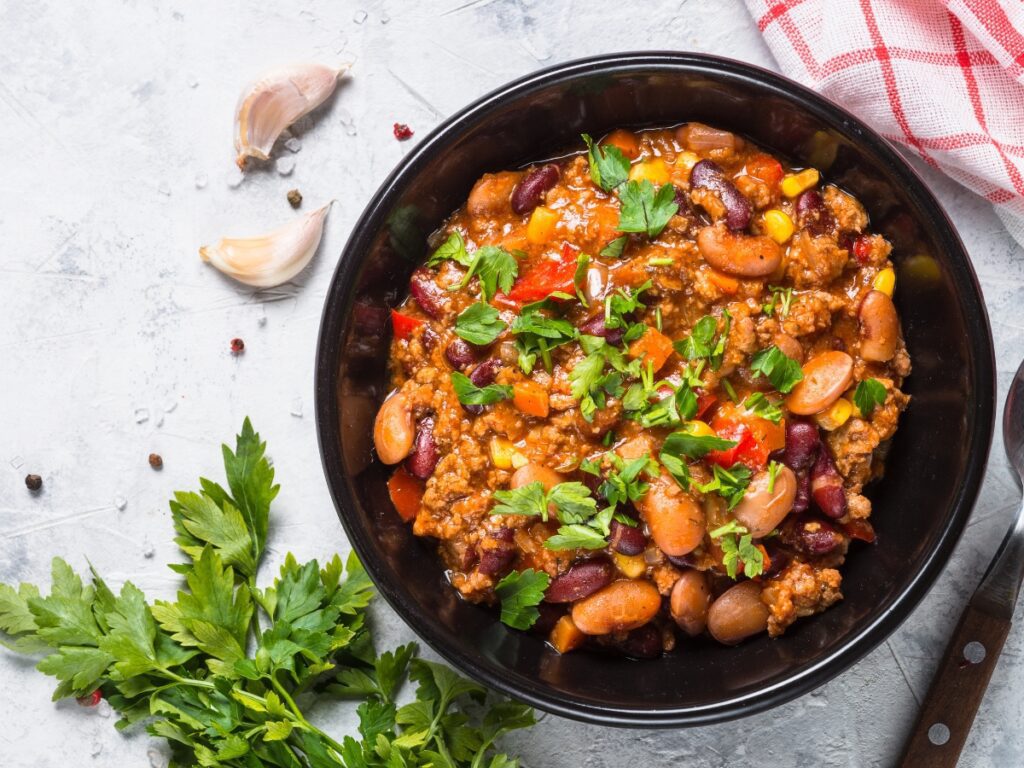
[609,519,646,556]
[405,416,439,479]
[570,579,662,635]
[670,569,711,637]
[697,223,782,277]
[511,164,560,215]
[690,160,752,230]
[859,290,899,362]
[467,171,519,216]
[373,392,414,465]
[677,123,738,152]
[785,351,854,415]
[733,465,798,537]
[637,478,705,557]
[707,580,770,645]
[546,559,614,603]
[408,268,446,318]
[773,333,804,364]
[783,421,822,471]
[582,262,609,305]
[810,448,847,518]
[510,463,563,491]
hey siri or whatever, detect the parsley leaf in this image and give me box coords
[617,180,679,238]
[544,525,609,551]
[600,235,629,259]
[427,230,473,268]
[749,345,804,394]
[455,301,507,345]
[509,301,576,374]
[762,285,794,318]
[569,346,627,423]
[604,280,651,331]
[573,251,591,306]
[490,481,608,552]
[456,245,519,301]
[582,453,655,514]
[854,378,887,417]
[697,463,754,510]
[492,481,550,521]
[710,522,765,579]
[581,133,630,192]
[674,311,731,370]
[743,392,784,424]
[450,371,513,405]
[494,569,550,630]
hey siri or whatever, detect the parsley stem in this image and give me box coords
[270,675,348,757]
[247,575,264,643]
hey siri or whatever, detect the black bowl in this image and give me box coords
[315,53,994,726]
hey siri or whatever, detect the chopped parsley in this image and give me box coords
[580,452,656,515]
[604,280,651,335]
[749,345,804,394]
[573,251,590,306]
[426,230,473,268]
[743,392,784,424]
[509,300,577,374]
[450,371,513,406]
[662,428,736,460]
[696,463,753,510]
[454,301,506,345]
[569,336,639,422]
[854,378,887,417]
[491,481,611,552]
[721,378,739,403]
[624,366,699,429]
[674,311,731,371]
[710,521,764,579]
[581,133,630,192]
[494,568,550,629]
[617,179,679,238]
[600,235,629,259]
[767,460,782,493]
[454,245,519,301]
[762,285,794,318]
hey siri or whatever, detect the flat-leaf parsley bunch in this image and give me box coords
[0,419,534,767]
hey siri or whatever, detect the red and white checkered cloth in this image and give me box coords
[745,0,1024,247]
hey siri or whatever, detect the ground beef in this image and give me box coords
[786,231,850,288]
[824,186,869,233]
[762,561,843,637]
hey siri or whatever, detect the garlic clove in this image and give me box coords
[234,63,347,168]
[200,203,331,288]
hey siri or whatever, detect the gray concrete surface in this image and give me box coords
[1,1,1022,765]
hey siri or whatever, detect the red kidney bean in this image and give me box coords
[795,190,831,235]
[445,339,477,370]
[783,421,822,471]
[458,544,479,571]
[793,469,811,514]
[690,159,752,231]
[665,553,699,570]
[782,515,846,556]
[579,313,624,346]
[511,164,560,215]
[613,623,662,659]
[609,520,646,556]
[405,416,439,480]
[409,268,446,318]
[477,528,516,576]
[810,448,847,519]
[469,358,501,387]
[545,559,614,603]
[422,326,439,352]
[761,540,792,578]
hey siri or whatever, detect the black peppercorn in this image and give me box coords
[148,453,163,470]
[25,474,42,492]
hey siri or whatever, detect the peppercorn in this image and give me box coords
[25,474,42,492]
[231,337,245,354]
[148,453,163,470]
[393,122,414,141]
[287,188,302,208]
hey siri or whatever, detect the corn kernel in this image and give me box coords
[815,398,853,431]
[672,151,700,183]
[872,267,896,297]
[526,205,559,244]
[489,437,516,469]
[612,552,647,579]
[684,420,715,438]
[510,450,529,469]
[763,209,795,244]
[780,167,820,198]
[628,158,671,185]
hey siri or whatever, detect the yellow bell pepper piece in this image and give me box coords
[526,205,559,244]
[780,168,820,198]
[629,159,670,186]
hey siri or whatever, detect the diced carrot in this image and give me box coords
[707,269,740,295]
[602,129,640,160]
[526,205,560,244]
[628,326,674,372]
[387,467,424,523]
[549,615,586,654]
[513,380,550,418]
[390,310,424,340]
[747,416,787,453]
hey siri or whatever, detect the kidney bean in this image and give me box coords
[810,448,847,518]
[609,519,646,556]
[665,552,699,570]
[707,581,769,645]
[690,159,752,231]
[469,358,500,387]
[697,224,782,277]
[782,515,845,556]
[613,623,662,659]
[373,392,414,464]
[531,602,566,635]
[405,416,439,480]
[445,339,477,370]
[785,351,854,416]
[510,164,560,215]
[637,478,705,557]
[793,469,811,514]
[422,326,439,352]
[546,559,615,603]
[761,540,792,578]
[670,569,711,637]
[733,465,797,537]
[477,528,516,576]
[408,268,446,318]
[795,189,831,235]
[859,290,899,362]
[783,421,822,471]
[571,580,662,635]
[579,313,624,346]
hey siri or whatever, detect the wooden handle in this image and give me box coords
[898,603,1011,767]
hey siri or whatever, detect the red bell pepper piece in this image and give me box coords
[506,243,578,304]
[745,153,784,188]
[851,235,873,265]
[705,416,770,470]
[696,391,718,420]
[841,519,877,544]
[391,310,424,340]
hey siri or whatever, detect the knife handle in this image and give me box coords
[898,603,1011,768]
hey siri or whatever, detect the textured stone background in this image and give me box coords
[1,1,1022,766]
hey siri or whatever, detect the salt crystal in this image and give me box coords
[337,108,354,126]
[147,747,168,768]
[380,11,390,23]
[344,123,357,137]
[290,398,303,418]
[353,9,368,24]
[114,495,127,511]
[134,407,150,424]
[91,742,103,757]
[156,413,164,428]
[226,167,245,189]
[9,455,24,469]
[143,542,155,559]
[157,181,171,197]
[285,137,302,153]
[194,172,208,189]
[275,156,296,176]
[96,699,112,718]
[187,75,199,89]
[164,400,177,413]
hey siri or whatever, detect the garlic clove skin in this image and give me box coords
[234,63,347,168]
[200,203,331,288]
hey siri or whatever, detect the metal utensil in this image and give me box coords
[899,358,1024,766]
